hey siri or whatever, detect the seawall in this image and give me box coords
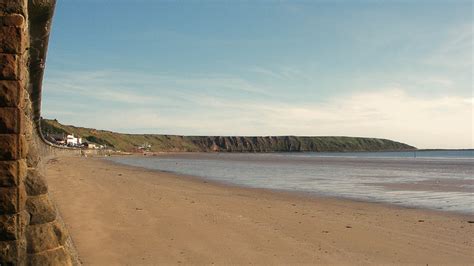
[0,1,78,264]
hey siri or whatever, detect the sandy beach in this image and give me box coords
[44,156,474,265]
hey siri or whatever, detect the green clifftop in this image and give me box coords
[41,119,416,152]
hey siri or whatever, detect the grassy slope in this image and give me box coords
[40,119,416,152]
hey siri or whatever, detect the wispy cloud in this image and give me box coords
[43,69,276,109]
[248,65,312,81]
[42,69,473,149]
[249,66,283,79]
[42,16,473,150]
[422,23,473,69]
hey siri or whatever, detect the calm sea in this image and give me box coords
[109,150,474,214]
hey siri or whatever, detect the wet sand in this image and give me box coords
[44,156,474,265]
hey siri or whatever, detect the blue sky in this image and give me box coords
[42,0,472,148]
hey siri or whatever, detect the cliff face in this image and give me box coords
[187,136,415,152]
[41,119,416,152]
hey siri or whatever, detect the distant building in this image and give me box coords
[66,134,82,146]
[137,143,152,151]
[85,143,98,149]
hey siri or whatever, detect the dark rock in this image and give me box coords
[0,211,28,241]
[0,239,26,265]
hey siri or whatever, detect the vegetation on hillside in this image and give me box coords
[41,119,416,152]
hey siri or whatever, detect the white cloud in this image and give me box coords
[42,70,474,149]
[261,89,473,149]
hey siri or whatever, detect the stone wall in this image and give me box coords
[1,1,76,265]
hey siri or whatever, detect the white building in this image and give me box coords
[86,143,98,149]
[66,134,82,146]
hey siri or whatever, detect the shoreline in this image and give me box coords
[45,156,474,265]
[107,156,474,217]
[109,153,474,215]
[119,151,474,164]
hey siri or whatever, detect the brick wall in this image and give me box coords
[1,1,76,264]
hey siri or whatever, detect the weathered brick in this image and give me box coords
[25,169,48,196]
[0,211,28,240]
[0,53,18,80]
[0,185,26,214]
[27,246,72,266]
[26,132,41,168]
[0,107,20,133]
[0,80,22,107]
[23,112,32,133]
[0,134,27,160]
[26,143,40,168]
[17,52,27,81]
[0,239,26,265]
[19,134,27,158]
[0,14,25,27]
[0,26,25,54]
[0,134,17,160]
[0,0,27,16]
[25,194,56,225]
[0,160,26,187]
[0,213,17,240]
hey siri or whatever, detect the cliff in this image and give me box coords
[41,119,416,152]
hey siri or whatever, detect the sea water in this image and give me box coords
[109,150,474,214]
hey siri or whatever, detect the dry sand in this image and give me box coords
[44,156,474,265]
